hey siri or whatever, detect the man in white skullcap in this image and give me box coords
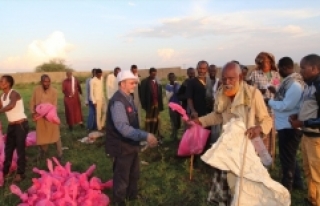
[105,70,158,206]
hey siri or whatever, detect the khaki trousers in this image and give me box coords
[96,99,106,130]
[301,135,320,206]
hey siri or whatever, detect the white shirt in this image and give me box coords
[1,89,27,122]
[106,73,118,100]
[90,77,104,104]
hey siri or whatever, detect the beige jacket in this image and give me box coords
[199,82,272,135]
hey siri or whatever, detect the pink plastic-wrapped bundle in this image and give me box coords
[35,103,60,125]
[177,122,210,156]
[10,157,112,205]
[168,102,210,157]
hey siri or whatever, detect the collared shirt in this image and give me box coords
[199,82,272,135]
[110,90,148,141]
[268,75,303,130]
[106,73,118,100]
[298,83,319,133]
[251,70,281,99]
[90,77,104,104]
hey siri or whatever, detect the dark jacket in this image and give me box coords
[139,77,163,111]
[105,91,140,157]
[302,75,320,132]
[177,79,189,111]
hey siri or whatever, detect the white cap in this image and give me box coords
[117,70,138,83]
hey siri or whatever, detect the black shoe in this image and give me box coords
[80,123,85,129]
[304,198,313,206]
[69,126,73,131]
[293,183,306,191]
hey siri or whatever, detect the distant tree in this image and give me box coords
[35,58,74,72]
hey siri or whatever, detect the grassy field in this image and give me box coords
[0,83,306,206]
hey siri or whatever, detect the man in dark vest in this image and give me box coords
[106,70,158,206]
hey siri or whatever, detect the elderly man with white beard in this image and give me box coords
[191,62,273,205]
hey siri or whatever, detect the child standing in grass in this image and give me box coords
[165,73,181,140]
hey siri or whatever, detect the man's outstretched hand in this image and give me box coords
[146,133,158,148]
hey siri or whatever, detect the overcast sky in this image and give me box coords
[0,0,320,72]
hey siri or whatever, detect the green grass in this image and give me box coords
[0,83,306,206]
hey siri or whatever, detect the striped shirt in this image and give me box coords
[110,91,148,141]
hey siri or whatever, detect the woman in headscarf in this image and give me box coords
[250,52,280,165]
[251,52,281,99]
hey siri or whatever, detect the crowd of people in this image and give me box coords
[1,52,320,205]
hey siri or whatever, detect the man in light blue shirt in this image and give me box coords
[267,57,304,191]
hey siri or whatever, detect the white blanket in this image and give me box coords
[201,118,290,206]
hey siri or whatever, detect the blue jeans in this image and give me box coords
[87,101,97,131]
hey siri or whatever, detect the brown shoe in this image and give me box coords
[13,174,26,183]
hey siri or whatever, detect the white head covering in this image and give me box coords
[117,70,138,83]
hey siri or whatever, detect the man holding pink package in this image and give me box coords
[191,62,273,205]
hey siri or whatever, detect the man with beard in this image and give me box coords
[191,62,272,205]
[187,61,209,119]
[186,61,211,166]
[266,57,304,192]
[30,74,62,161]
[105,70,158,206]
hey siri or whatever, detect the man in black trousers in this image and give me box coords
[0,75,29,182]
[106,70,158,206]
[266,57,305,191]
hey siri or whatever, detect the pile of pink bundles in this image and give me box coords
[168,102,210,156]
[34,103,60,124]
[10,157,112,206]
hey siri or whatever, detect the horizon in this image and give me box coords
[1,0,320,72]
